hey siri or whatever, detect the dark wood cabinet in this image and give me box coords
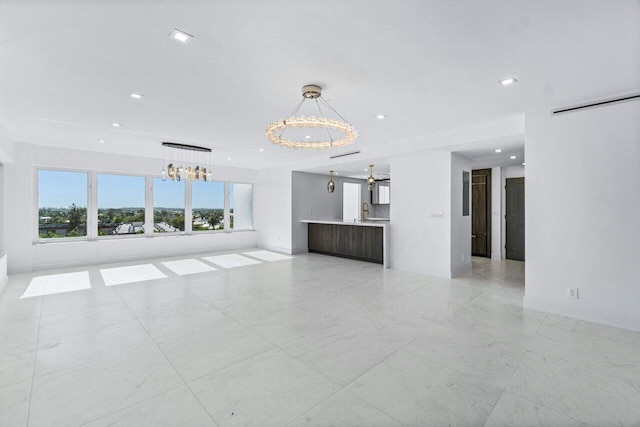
[308,223,383,264]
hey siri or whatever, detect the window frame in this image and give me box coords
[35,167,91,243]
[190,179,227,234]
[96,172,148,240]
[34,168,254,244]
[228,181,254,232]
[152,177,187,235]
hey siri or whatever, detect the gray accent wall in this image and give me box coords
[291,171,371,254]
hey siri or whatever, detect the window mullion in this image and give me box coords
[145,176,154,237]
[185,180,193,234]
[87,170,97,240]
[224,181,230,232]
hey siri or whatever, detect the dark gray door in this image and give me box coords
[506,177,525,261]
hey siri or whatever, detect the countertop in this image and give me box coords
[300,219,389,228]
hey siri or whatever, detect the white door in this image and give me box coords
[342,182,361,222]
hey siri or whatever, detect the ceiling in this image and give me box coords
[0,1,638,177]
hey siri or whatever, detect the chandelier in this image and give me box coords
[265,85,358,149]
[161,142,212,182]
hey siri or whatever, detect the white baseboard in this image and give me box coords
[0,253,7,294]
[524,296,640,332]
[451,262,472,277]
[491,252,502,260]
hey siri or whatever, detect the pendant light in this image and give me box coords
[367,165,376,191]
[327,170,335,193]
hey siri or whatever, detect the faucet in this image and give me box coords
[361,202,369,221]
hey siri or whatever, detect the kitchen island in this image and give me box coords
[300,220,389,268]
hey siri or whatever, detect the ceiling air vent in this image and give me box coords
[330,150,361,159]
[552,93,640,115]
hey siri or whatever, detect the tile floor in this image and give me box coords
[1,250,639,426]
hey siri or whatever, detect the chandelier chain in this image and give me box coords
[278,97,306,139]
[315,98,335,144]
[319,97,351,125]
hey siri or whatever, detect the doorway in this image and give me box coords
[506,177,525,261]
[342,182,361,222]
[471,169,491,257]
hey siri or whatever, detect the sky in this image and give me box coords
[38,170,226,209]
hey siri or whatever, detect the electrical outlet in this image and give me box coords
[568,288,579,299]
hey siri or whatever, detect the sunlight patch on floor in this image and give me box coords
[242,250,293,262]
[203,254,262,269]
[100,264,167,286]
[21,271,91,298]
[161,259,217,276]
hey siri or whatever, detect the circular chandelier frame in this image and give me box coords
[265,85,358,150]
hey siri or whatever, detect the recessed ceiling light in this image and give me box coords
[363,168,368,171]
[227,157,232,161]
[510,155,517,159]
[376,114,387,119]
[259,148,265,152]
[499,77,517,86]
[304,135,312,139]
[169,28,194,44]
[495,149,502,153]
[522,162,526,166]
[112,123,121,127]
[98,139,106,144]
[129,92,143,99]
[334,172,339,175]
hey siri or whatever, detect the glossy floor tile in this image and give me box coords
[0,251,639,426]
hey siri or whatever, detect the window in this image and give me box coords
[97,174,146,236]
[229,183,253,230]
[38,170,87,239]
[153,178,185,232]
[192,181,225,231]
[36,169,253,240]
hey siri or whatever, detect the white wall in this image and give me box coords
[0,165,6,290]
[505,165,525,179]
[525,100,640,331]
[5,143,259,273]
[451,153,471,277]
[255,166,293,254]
[0,123,12,284]
[391,150,453,277]
[491,166,503,260]
[451,153,472,275]
[0,122,14,164]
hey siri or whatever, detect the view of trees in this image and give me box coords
[39,204,88,238]
[38,171,251,239]
[153,208,185,232]
[192,208,224,231]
